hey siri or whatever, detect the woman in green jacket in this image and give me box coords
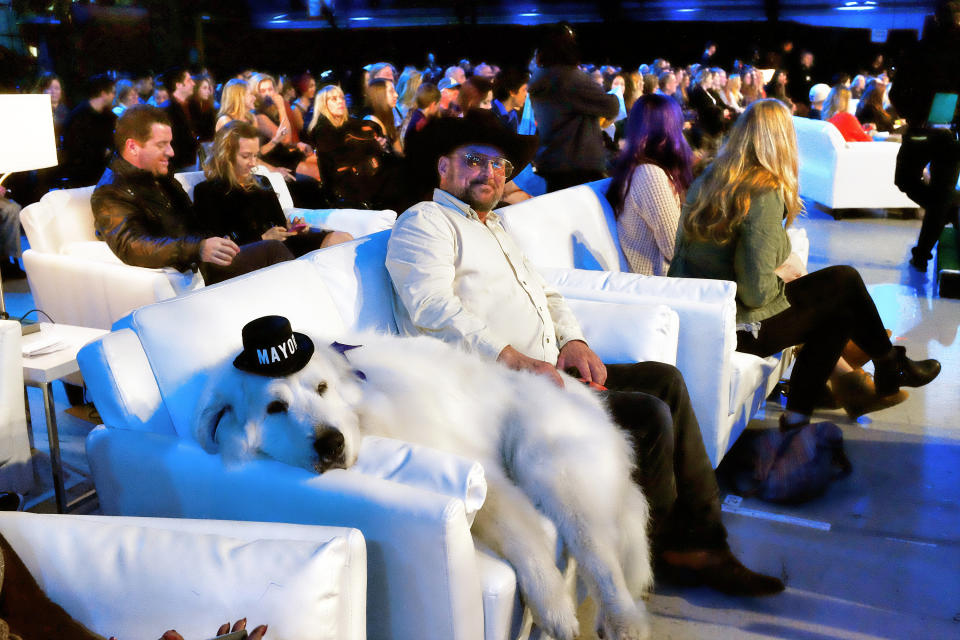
[669,99,940,428]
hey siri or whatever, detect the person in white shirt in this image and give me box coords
[386,109,784,597]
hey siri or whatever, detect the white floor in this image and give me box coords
[6,201,959,638]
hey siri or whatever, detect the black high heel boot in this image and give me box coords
[874,346,941,396]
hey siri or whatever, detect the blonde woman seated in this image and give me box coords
[216,78,294,180]
[669,100,940,426]
[194,121,352,258]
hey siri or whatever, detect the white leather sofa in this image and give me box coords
[76,231,680,640]
[0,511,366,640]
[0,320,34,493]
[497,179,809,467]
[793,116,919,212]
[19,171,397,330]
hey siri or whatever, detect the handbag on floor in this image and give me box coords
[744,421,852,504]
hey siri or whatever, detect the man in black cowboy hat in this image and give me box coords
[386,109,784,597]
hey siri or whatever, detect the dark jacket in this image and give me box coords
[91,156,207,271]
[528,65,620,173]
[888,15,960,128]
[163,98,199,172]
[60,102,117,187]
[193,175,287,245]
[669,172,791,324]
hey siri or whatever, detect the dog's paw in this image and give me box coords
[535,600,580,640]
[599,603,651,640]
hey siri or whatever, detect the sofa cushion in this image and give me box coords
[299,231,399,334]
[128,259,346,439]
[566,299,678,365]
[497,180,628,272]
[0,512,360,640]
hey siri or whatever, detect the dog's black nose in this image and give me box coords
[313,428,345,471]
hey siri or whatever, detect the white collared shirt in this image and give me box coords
[386,189,585,363]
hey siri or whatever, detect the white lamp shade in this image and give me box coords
[0,94,59,174]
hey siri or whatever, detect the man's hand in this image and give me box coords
[110,618,267,640]
[261,226,293,241]
[497,345,565,388]
[557,340,607,385]
[200,237,240,266]
[774,252,807,283]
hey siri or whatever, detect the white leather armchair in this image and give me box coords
[0,320,33,493]
[77,231,679,640]
[793,116,919,212]
[496,179,809,466]
[0,511,366,640]
[19,186,203,330]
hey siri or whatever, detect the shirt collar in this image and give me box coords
[433,188,500,224]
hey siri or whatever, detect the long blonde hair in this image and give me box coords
[217,79,255,125]
[308,85,347,133]
[204,120,262,191]
[821,85,850,121]
[683,99,802,244]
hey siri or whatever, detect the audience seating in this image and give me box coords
[793,116,919,213]
[0,511,366,640]
[496,178,809,467]
[19,172,396,330]
[76,231,680,640]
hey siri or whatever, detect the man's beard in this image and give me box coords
[460,179,502,212]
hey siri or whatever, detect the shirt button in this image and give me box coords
[546,337,551,343]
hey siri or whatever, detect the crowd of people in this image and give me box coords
[1,14,954,635]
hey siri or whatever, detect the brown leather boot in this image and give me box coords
[831,368,909,419]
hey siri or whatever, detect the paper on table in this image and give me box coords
[22,336,68,357]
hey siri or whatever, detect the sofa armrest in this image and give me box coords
[289,207,396,239]
[86,426,484,640]
[22,249,198,330]
[565,298,679,366]
[539,267,737,467]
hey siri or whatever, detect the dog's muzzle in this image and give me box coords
[313,427,346,473]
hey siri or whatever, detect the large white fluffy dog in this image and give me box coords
[194,333,652,640]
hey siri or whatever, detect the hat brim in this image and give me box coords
[233,331,315,377]
[407,110,539,180]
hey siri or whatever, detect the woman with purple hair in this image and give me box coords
[607,94,694,276]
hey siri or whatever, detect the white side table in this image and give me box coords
[21,323,108,512]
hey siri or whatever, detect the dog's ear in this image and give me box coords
[194,372,239,453]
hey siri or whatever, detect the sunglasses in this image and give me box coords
[458,151,514,179]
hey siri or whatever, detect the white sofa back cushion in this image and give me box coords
[0,512,365,640]
[20,186,98,254]
[566,299,678,365]
[124,259,345,439]
[497,179,629,272]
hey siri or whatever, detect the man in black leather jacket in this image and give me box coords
[91,105,291,284]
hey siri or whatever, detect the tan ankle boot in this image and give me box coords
[831,368,909,419]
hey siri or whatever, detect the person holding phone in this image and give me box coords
[194,120,353,258]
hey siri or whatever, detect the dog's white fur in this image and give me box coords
[195,333,652,640]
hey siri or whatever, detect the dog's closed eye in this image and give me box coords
[317,381,327,395]
[266,400,288,414]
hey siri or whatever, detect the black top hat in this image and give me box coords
[233,315,315,377]
[406,109,539,179]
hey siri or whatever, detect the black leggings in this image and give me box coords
[200,239,293,285]
[736,265,893,415]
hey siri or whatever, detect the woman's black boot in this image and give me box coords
[874,346,941,396]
